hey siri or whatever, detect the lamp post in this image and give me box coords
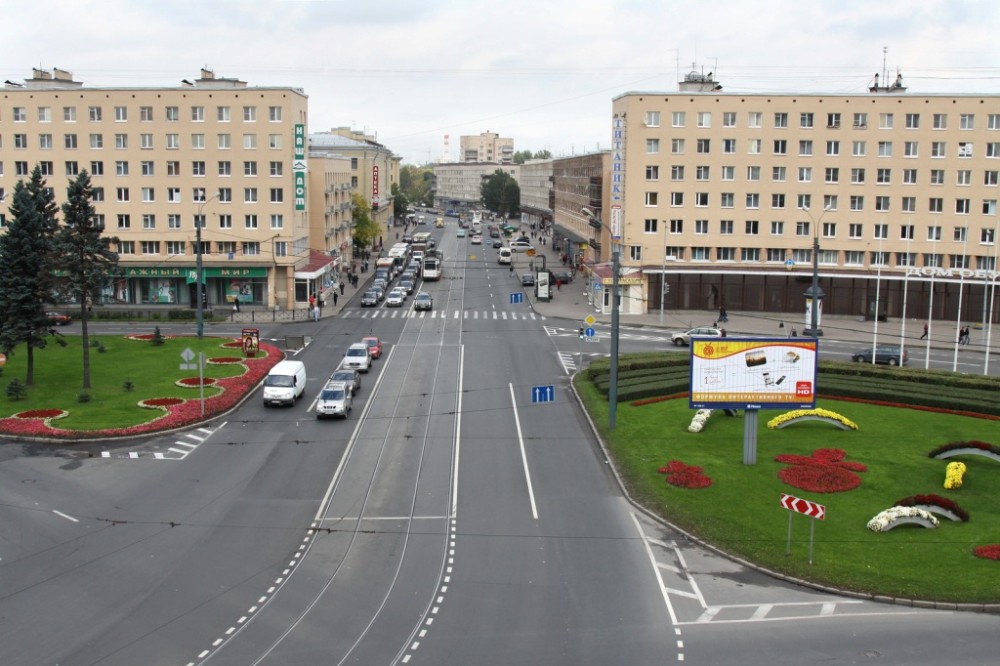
[659,219,667,325]
[195,192,220,338]
[800,204,832,337]
[582,206,620,430]
[984,216,999,375]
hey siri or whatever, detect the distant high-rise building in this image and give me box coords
[460,131,513,164]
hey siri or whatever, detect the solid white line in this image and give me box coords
[508,382,538,520]
[168,447,190,455]
[451,345,464,518]
[672,544,708,609]
[52,510,79,523]
[630,511,679,625]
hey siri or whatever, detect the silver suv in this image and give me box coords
[316,381,352,419]
[342,343,372,373]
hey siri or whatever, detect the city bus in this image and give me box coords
[422,250,443,281]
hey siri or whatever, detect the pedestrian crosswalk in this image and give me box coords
[340,308,545,321]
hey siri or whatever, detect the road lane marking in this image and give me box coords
[53,510,79,522]
[508,382,538,520]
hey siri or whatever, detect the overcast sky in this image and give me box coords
[6,0,1000,164]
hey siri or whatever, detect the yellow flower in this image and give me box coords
[944,461,966,490]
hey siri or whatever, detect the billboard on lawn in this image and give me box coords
[689,337,818,410]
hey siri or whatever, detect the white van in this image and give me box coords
[497,248,512,265]
[262,360,307,407]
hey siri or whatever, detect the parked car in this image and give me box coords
[414,292,433,311]
[360,290,379,307]
[671,327,724,346]
[457,228,467,238]
[385,289,405,307]
[46,311,72,326]
[521,273,535,286]
[362,336,383,359]
[509,240,534,252]
[315,381,352,419]
[342,342,372,373]
[852,344,908,366]
[330,368,362,396]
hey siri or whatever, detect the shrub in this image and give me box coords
[151,326,165,346]
[123,379,135,392]
[6,379,27,400]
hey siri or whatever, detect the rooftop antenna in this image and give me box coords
[881,46,888,86]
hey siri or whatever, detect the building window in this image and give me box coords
[824,167,839,183]
[930,169,945,185]
[874,223,888,240]
[665,246,684,260]
[931,142,946,158]
[957,170,971,186]
[772,193,785,209]
[849,223,863,239]
[955,199,970,215]
[747,112,762,128]
[875,196,890,212]
[668,192,682,206]
[774,112,788,128]
[646,138,660,154]
[716,247,736,262]
[722,112,736,127]
[851,168,865,184]
[274,241,288,257]
[987,143,1000,158]
[853,112,868,128]
[826,140,840,156]
[219,214,232,229]
[844,251,864,266]
[243,134,257,149]
[167,241,186,256]
[696,138,710,153]
[928,197,943,213]
[141,241,159,255]
[65,161,79,176]
[671,138,684,154]
[720,220,734,234]
[270,214,284,229]
[879,113,894,129]
[628,246,643,261]
[116,187,129,202]
[645,192,659,206]
[987,171,1000,186]
[747,166,760,181]
[905,113,920,129]
[115,134,128,149]
[192,161,206,176]
[692,247,710,261]
[117,214,131,229]
[668,164,682,181]
[800,112,813,128]
[269,188,283,203]
[721,165,734,180]
[878,141,893,157]
[770,220,784,235]
[799,140,812,156]
[268,134,283,149]
[950,254,970,269]
[827,113,841,128]
[850,195,864,211]
[695,219,709,234]
[644,111,660,127]
[747,139,762,154]
[167,187,181,203]
[217,106,231,122]
[191,106,205,122]
[697,111,711,128]
[958,142,973,158]
[114,106,127,122]
[876,168,891,184]
[643,219,658,233]
[904,141,919,157]
[900,224,915,240]
[722,138,737,154]
[141,188,154,203]
[796,194,811,210]
[648,165,661,180]
[695,192,709,207]
[927,225,942,241]
[852,140,866,157]
[168,214,181,229]
[773,139,787,155]
[903,169,917,184]
[933,113,947,129]
[982,228,997,245]
[720,192,734,208]
[219,161,232,176]
[142,213,156,229]
[117,241,134,255]
[989,114,1000,130]
[766,248,786,263]
[269,161,283,176]
[796,221,811,237]
[218,133,231,149]
[772,166,786,182]
[954,226,968,242]
[746,193,760,209]
[669,219,683,234]
[217,187,231,203]
[244,215,258,230]
[90,161,103,176]
[166,134,180,149]
[924,253,943,268]
[243,106,257,122]
[244,161,258,176]
[671,111,685,127]
[244,187,258,203]
[745,220,759,235]
[960,114,974,130]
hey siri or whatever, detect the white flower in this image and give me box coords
[688,423,703,433]
[866,506,940,532]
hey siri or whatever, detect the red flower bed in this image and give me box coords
[973,545,1000,561]
[894,493,970,521]
[0,342,283,439]
[775,448,867,493]
[207,357,243,364]
[657,459,712,489]
[221,340,244,349]
[15,409,67,419]
[139,398,185,408]
[631,392,690,407]
[176,376,218,387]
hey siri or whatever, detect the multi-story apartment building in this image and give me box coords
[460,131,514,164]
[0,68,342,310]
[309,128,399,244]
[611,76,1000,324]
[433,162,519,210]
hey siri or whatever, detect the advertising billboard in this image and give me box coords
[689,337,819,410]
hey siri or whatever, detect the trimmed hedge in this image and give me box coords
[585,355,1000,416]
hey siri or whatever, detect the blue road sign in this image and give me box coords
[510,292,524,304]
[531,385,555,404]
[585,327,596,337]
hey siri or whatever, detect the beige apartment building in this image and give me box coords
[433,162,519,210]
[611,80,1000,325]
[460,131,514,164]
[0,67,337,310]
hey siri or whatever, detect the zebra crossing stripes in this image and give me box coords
[341,308,543,321]
[100,425,221,461]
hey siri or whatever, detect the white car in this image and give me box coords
[385,289,405,307]
[342,342,372,373]
[671,327,724,346]
[509,240,534,253]
[471,234,482,245]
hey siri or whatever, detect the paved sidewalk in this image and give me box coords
[509,243,998,357]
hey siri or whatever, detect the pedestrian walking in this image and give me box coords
[308,295,316,310]
[232,299,240,313]
[332,291,338,306]
[556,278,562,291]
[919,323,928,340]
[718,306,728,323]
[339,282,345,296]
[312,304,320,322]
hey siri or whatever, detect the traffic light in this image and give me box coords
[578,327,585,339]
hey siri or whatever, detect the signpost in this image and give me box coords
[780,492,827,564]
[510,292,524,305]
[531,385,555,404]
[181,348,206,416]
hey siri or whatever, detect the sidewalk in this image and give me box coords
[511,243,997,356]
[224,264,372,325]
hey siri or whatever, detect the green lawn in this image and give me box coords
[576,380,1000,604]
[0,334,246,431]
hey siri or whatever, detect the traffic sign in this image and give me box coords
[531,385,555,404]
[785,258,795,271]
[179,348,198,371]
[780,493,826,520]
[510,292,524,304]
[585,327,595,337]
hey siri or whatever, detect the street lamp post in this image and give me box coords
[659,220,667,325]
[800,204,832,337]
[582,207,619,430]
[195,192,220,338]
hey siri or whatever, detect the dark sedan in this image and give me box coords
[852,344,908,366]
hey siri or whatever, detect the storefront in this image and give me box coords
[119,266,269,307]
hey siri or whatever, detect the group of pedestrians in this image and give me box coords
[958,325,972,345]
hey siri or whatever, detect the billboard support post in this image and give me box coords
[742,409,758,465]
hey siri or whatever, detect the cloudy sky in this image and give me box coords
[6,0,1000,164]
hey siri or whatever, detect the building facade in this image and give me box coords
[433,162,519,210]
[612,83,1000,324]
[459,131,514,164]
[0,68,312,309]
[516,158,553,230]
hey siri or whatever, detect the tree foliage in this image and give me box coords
[480,169,520,217]
[350,193,381,252]
[0,166,60,385]
[399,165,434,206]
[512,149,552,164]
[53,171,119,389]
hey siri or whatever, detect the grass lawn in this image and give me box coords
[0,334,261,432]
[576,379,1000,604]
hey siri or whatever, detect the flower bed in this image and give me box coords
[894,494,969,522]
[138,397,185,409]
[0,341,283,439]
[768,408,858,431]
[973,545,1000,561]
[774,448,867,493]
[657,460,712,489]
[928,440,1000,463]
[687,409,713,433]
[207,357,243,365]
[867,506,940,532]
[944,461,967,489]
[176,376,218,387]
[14,409,68,419]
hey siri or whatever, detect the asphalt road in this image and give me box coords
[1,216,998,665]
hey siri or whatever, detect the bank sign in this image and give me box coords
[294,124,307,211]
